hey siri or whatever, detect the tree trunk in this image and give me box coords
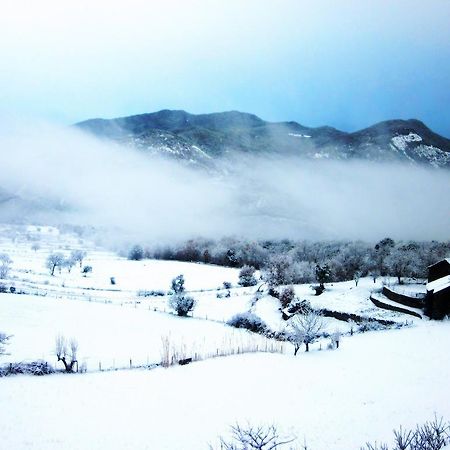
[305,342,309,352]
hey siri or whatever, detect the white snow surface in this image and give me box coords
[391,133,422,151]
[0,322,449,450]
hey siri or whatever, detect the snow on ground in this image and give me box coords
[0,224,240,294]
[0,293,286,371]
[293,278,422,324]
[0,321,449,450]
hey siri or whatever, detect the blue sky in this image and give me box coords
[1,0,449,135]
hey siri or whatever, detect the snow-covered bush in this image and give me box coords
[287,299,313,315]
[171,274,185,294]
[238,265,258,287]
[357,320,388,333]
[137,289,166,297]
[0,360,55,377]
[279,286,295,308]
[82,265,93,276]
[168,294,196,317]
[228,312,268,334]
[167,274,196,316]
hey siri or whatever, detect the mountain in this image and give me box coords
[77,110,450,169]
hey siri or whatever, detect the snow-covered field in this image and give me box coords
[0,224,448,450]
[1,322,449,450]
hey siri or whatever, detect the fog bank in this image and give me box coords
[0,121,448,243]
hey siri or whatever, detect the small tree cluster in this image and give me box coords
[46,250,88,276]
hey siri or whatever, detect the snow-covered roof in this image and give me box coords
[426,275,450,294]
[427,258,450,268]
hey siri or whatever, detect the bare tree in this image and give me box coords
[63,256,77,273]
[289,310,324,353]
[71,249,87,269]
[213,424,297,450]
[55,335,78,372]
[46,253,65,276]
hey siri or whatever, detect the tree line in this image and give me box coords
[129,237,449,285]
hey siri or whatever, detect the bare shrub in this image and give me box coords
[362,416,449,450]
[212,424,296,450]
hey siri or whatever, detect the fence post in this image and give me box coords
[130,359,132,369]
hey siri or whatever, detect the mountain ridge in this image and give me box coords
[76,110,450,169]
